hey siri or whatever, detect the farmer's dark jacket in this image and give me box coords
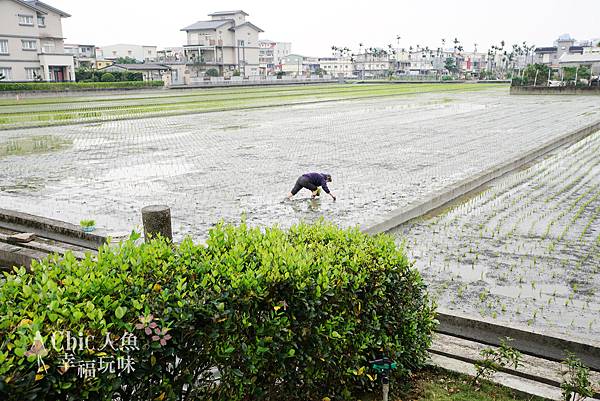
[302,173,331,194]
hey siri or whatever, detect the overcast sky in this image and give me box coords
[57,0,599,56]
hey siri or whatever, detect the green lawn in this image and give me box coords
[0,83,507,130]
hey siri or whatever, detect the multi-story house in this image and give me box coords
[0,0,75,81]
[318,57,353,77]
[353,50,393,78]
[99,44,157,62]
[280,54,306,76]
[64,43,96,68]
[534,34,587,68]
[259,39,291,75]
[182,10,263,77]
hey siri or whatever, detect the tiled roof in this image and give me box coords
[106,63,171,71]
[233,22,264,33]
[25,0,70,17]
[208,10,249,16]
[181,20,233,31]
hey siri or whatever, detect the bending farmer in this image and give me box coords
[287,172,336,201]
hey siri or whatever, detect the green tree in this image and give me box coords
[205,68,219,77]
[562,66,591,82]
[100,72,115,82]
[444,57,457,74]
[115,56,138,64]
[523,63,549,86]
[232,69,241,77]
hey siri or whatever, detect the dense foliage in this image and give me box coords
[205,68,220,77]
[75,68,144,82]
[100,73,116,82]
[0,81,163,92]
[0,222,436,401]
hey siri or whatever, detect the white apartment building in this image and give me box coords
[0,0,75,81]
[182,10,263,77]
[64,43,96,68]
[259,39,291,75]
[99,44,157,62]
[353,51,393,78]
[318,57,353,77]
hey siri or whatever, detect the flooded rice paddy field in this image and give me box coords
[0,88,599,244]
[395,131,600,343]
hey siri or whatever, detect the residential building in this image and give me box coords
[558,53,600,76]
[353,50,393,78]
[156,47,186,85]
[182,10,263,77]
[534,34,594,68]
[94,58,112,69]
[0,0,75,81]
[157,47,185,62]
[280,54,305,76]
[258,39,291,75]
[99,44,157,62]
[458,51,489,77]
[64,43,96,68]
[318,57,353,77]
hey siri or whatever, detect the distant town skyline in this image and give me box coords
[56,0,599,56]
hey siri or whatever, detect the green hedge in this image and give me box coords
[0,81,164,92]
[0,222,436,401]
[75,69,144,82]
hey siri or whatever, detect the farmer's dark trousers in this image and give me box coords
[290,175,317,195]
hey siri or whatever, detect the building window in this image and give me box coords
[42,40,54,53]
[37,16,45,27]
[25,67,41,80]
[0,67,12,80]
[0,40,8,54]
[18,15,34,25]
[22,40,37,51]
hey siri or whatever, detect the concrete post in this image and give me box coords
[141,205,172,242]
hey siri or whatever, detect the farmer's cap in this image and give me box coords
[322,173,332,182]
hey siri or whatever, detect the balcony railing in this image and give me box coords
[191,39,224,47]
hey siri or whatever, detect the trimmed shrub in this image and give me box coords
[0,222,436,401]
[100,73,115,82]
[205,68,219,77]
[0,81,163,92]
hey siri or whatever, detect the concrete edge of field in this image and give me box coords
[0,208,108,249]
[436,310,600,371]
[361,119,600,234]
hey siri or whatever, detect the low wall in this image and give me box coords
[511,86,600,95]
[0,208,107,249]
[173,77,338,89]
[437,310,600,371]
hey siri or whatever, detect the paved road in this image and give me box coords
[0,88,599,241]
